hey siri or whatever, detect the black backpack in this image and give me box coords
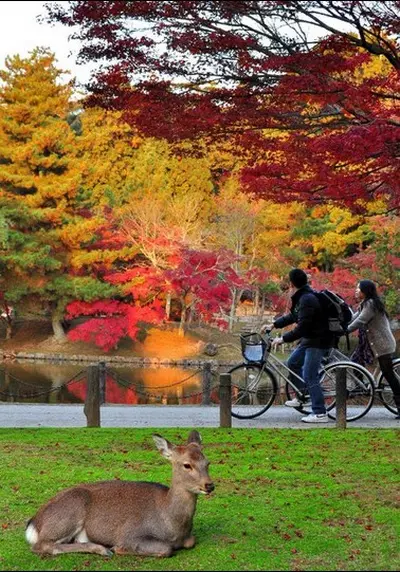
[314,289,353,348]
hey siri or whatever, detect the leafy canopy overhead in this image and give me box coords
[44,1,400,208]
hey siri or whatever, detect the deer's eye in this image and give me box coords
[183,463,192,470]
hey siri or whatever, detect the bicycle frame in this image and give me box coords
[263,351,314,397]
[239,339,375,400]
[263,346,358,399]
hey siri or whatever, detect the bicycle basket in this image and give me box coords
[240,333,269,363]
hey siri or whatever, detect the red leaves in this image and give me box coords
[309,268,359,304]
[68,316,129,351]
[66,299,164,351]
[66,300,126,319]
[45,1,400,209]
[165,247,245,322]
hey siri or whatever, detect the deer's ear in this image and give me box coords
[153,434,173,460]
[187,430,202,446]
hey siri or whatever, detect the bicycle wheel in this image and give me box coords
[229,363,278,419]
[376,358,400,415]
[320,361,375,422]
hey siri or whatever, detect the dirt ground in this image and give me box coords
[0,319,242,362]
[2,318,399,363]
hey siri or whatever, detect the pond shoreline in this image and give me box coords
[0,349,239,369]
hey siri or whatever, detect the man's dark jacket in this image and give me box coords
[274,285,335,349]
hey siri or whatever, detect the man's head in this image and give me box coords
[288,268,308,289]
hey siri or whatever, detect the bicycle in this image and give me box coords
[229,331,376,422]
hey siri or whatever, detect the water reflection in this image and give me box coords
[0,361,215,405]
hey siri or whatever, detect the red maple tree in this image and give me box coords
[165,247,246,334]
[45,1,399,208]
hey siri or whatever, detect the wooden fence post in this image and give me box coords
[99,361,106,405]
[84,365,101,427]
[219,373,232,428]
[335,367,347,429]
[201,362,212,405]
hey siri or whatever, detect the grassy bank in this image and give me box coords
[0,428,399,571]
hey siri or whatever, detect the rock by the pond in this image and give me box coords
[203,343,218,356]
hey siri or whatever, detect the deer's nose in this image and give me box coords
[205,482,215,494]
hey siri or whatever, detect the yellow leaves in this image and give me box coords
[324,206,362,232]
[131,134,143,148]
[1,50,73,122]
[24,171,82,209]
[77,108,146,207]
[59,218,104,249]
[68,246,138,270]
[0,51,83,227]
[260,201,305,228]
[311,232,349,257]
[213,178,260,224]
[311,204,328,218]
[300,204,367,264]
[364,198,391,216]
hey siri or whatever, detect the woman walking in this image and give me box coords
[347,279,400,418]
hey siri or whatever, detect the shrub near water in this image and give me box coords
[0,428,399,571]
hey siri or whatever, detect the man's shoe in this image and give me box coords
[285,397,311,408]
[301,413,328,423]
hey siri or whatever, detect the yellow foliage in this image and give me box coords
[68,246,139,270]
[59,218,105,249]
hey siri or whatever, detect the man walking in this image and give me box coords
[262,268,335,423]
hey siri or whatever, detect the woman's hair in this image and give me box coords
[358,279,387,315]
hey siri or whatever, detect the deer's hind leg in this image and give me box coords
[27,488,112,557]
[34,540,113,557]
[27,521,112,557]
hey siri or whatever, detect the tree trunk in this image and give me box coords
[260,291,266,316]
[228,287,241,332]
[254,288,260,314]
[5,322,12,340]
[188,306,196,326]
[228,297,236,332]
[165,291,172,320]
[52,316,67,343]
[178,303,187,337]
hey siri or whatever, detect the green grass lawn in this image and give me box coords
[0,427,398,571]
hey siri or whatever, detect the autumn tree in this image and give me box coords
[0,49,117,341]
[118,137,214,246]
[63,208,165,351]
[254,201,309,275]
[115,137,215,318]
[290,204,373,271]
[339,212,400,316]
[206,177,271,328]
[72,107,140,208]
[45,1,399,209]
[165,247,245,336]
[0,49,78,339]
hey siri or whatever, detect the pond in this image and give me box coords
[0,360,221,405]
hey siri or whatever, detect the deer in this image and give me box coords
[25,430,214,558]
